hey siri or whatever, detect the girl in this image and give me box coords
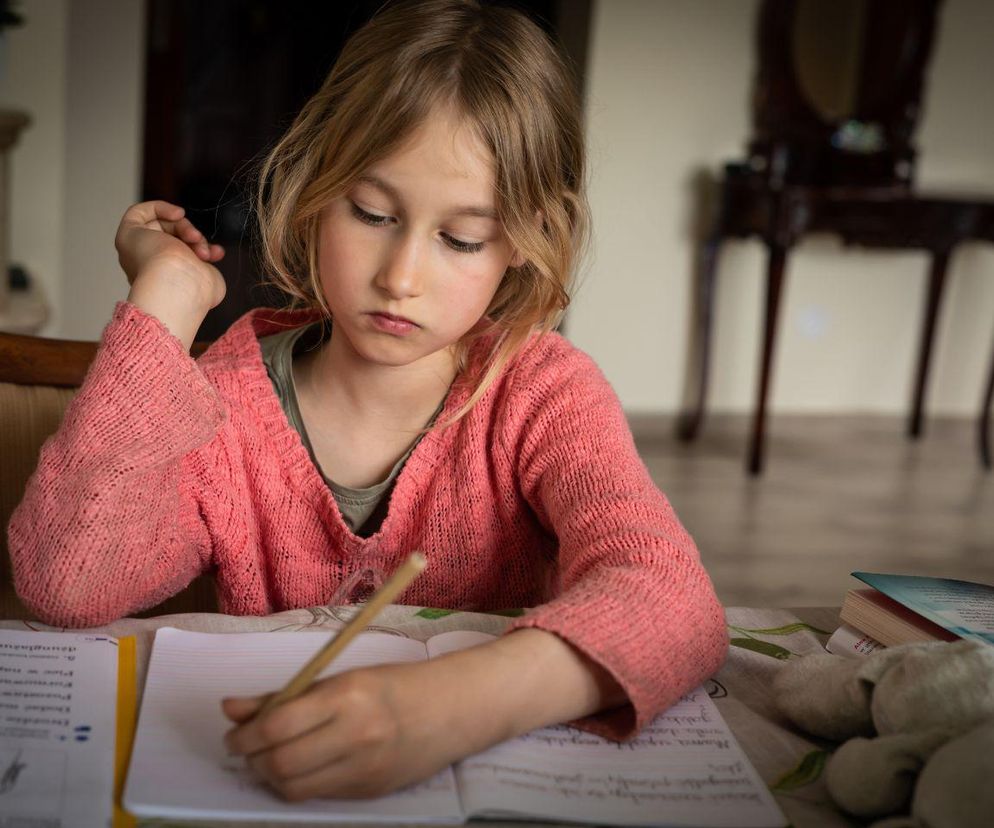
[9,0,727,802]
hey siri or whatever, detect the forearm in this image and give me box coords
[511,344,728,738]
[9,303,223,625]
[418,629,627,759]
[127,266,212,351]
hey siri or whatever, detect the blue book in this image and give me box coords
[852,573,994,647]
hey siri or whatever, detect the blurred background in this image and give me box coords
[1,0,992,605]
[2,0,993,415]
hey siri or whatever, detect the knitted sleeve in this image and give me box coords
[501,340,729,740]
[7,302,228,627]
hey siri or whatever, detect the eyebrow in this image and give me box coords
[356,174,499,220]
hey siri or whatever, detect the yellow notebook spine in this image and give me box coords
[113,636,138,828]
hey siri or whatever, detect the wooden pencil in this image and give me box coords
[257,551,427,715]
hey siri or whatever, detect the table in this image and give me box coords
[2,605,853,827]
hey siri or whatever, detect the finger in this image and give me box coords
[120,200,184,228]
[224,692,331,756]
[148,218,198,238]
[221,695,265,724]
[262,749,395,802]
[150,216,222,261]
[173,216,205,244]
[193,241,225,262]
[247,716,353,787]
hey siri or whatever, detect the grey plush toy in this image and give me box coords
[773,640,994,828]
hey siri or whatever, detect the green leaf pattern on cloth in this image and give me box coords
[721,616,839,805]
[772,749,831,791]
[728,622,831,660]
[415,607,459,619]
[734,622,830,636]
[729,637,794,660]
[415,607,525,620]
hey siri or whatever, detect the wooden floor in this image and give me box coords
[631,414,994,608]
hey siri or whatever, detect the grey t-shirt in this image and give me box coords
[258,323,431,538]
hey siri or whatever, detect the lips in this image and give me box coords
[368,311,420,336]
[373,311,418,327]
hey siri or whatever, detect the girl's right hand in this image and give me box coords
[115,201,227,348]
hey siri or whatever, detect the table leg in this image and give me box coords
[748,243,789,475]
[678,235,722,441]
[980,333,994,469]
[909,249,951,439]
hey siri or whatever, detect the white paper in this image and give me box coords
[0,630,119,828]
[125,627,786,828]
[825,623,884,658]
[456,687,786,827]
[429,630,785,827]
[123,628,462,823]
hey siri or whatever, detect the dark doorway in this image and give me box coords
[141,0,591,341]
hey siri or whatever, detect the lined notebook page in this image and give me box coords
[430,630,786,828]
[456,688,785,827]
[123,628,462,823]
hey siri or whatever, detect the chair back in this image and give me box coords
[0,332,217,620]
[748,0,941,188]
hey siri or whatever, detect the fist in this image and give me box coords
[115,200,227,314]
[222,662,460,801]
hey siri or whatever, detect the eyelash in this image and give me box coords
[349,202,485,254]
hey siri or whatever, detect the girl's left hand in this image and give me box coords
[221,660,462,801]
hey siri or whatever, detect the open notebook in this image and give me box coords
[0,629,136,828]
[124,628,786,827]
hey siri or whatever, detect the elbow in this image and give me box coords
[8,506,133,628]
[10,542,120,629]
[701,592,731,676]
[13,569,118,629]
[6,507,85,626]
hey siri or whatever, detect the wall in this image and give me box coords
[60,0,146,339]
[2,0,992,414]
[0,0,67,335]
[0,0,144,339]
[575,0,994,415]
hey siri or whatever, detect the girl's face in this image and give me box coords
[316,106,522,377]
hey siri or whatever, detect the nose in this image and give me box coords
[374,232,425,300]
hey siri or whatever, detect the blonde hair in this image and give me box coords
[255,0,589,420]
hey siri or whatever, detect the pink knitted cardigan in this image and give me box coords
[9,302,728,737]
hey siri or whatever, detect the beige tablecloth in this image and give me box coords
[2,605,852,827]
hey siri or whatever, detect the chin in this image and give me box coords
[354,340,430,368]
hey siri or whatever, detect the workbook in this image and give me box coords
[0,629,135,828]
[124,627,786,827]
[848,572,994,646]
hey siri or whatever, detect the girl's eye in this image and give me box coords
[442,234,485,254]
[350,202,393,227]
[351,201,483,254]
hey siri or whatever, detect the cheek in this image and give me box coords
[317,222,368,297]
[479,253,512,303]
[446,261,506,315]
